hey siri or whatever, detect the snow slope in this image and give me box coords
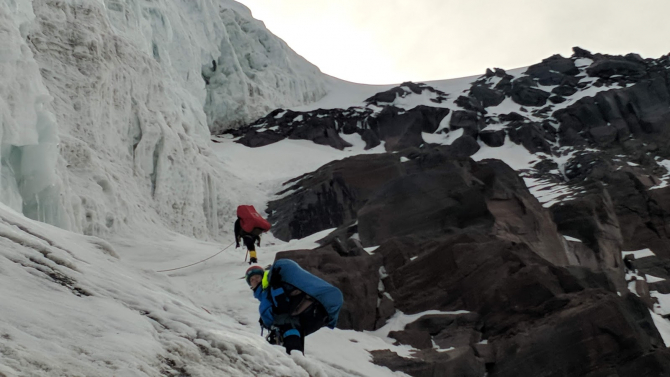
[0,136,421,376]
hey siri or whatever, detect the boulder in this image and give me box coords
[405,313,481,334]
[370,105,451,151]
[552,85,578,97]
[589,125,618,145]
[506,122,554,154]
[371,348,486,377]
[289,120,353,150]
[555,96,608,134]
[454,95,484,112]
[587,58,646,79]
[470,84,506,108]
[479,129,506,147]
[549,95,566,104]
[433,327,482,349]
[526,54,580,78]
[449,110,482,135]
[498,112,527,122]
[388,330,433,349]
[449,135,480,157]
[510,77,551,107]
[572,46,594,59]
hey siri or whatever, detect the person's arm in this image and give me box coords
[268,267,293,314]
[257,290,274,328]
[234,219,241,247]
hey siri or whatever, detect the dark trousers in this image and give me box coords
[242,234,256,252]
[274,301,328,353]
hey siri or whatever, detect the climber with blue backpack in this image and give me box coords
[245,259,343,355]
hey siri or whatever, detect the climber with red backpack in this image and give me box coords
[235,205,271,264]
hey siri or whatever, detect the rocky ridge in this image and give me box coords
[237,48,670,376]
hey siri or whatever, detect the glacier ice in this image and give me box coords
[0,0,67,227]
[0,0,331,240]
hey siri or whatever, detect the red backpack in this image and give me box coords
[237,205,271,233]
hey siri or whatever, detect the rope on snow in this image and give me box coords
[156,242,235,272]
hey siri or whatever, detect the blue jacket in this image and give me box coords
[253,259,343,329]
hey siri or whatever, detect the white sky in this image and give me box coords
[235,0,670,84]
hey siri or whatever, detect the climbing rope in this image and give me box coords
[156,242,235,272]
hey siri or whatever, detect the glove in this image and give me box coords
[269,267,282,288]
[283,335,303,354]
[266,328,278,345]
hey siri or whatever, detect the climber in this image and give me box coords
[245,259,343,355]
[235,205,271,264]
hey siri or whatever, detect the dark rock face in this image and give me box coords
[253,48,670,376]
[357,164,493,246]
[556,76,670,146]
[267,153,403,241]
[488,293,666,377]
[372,234,666,376]
[551,187,624,290]
[269,146,568,265]
[473,160,568,266]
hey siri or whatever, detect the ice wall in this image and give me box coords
[22,0,224,239]
[0,0,67,227]
[0,0,335,241]
[103,0,329,133]
[0,0,329,239]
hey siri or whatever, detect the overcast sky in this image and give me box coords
[235,0,669,85]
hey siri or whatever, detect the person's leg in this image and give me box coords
[280,327,303,354]
[242,235,257,263]
[298,303,329,337]
[271,315,303,354]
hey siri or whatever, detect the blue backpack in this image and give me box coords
[268,259,343,328]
